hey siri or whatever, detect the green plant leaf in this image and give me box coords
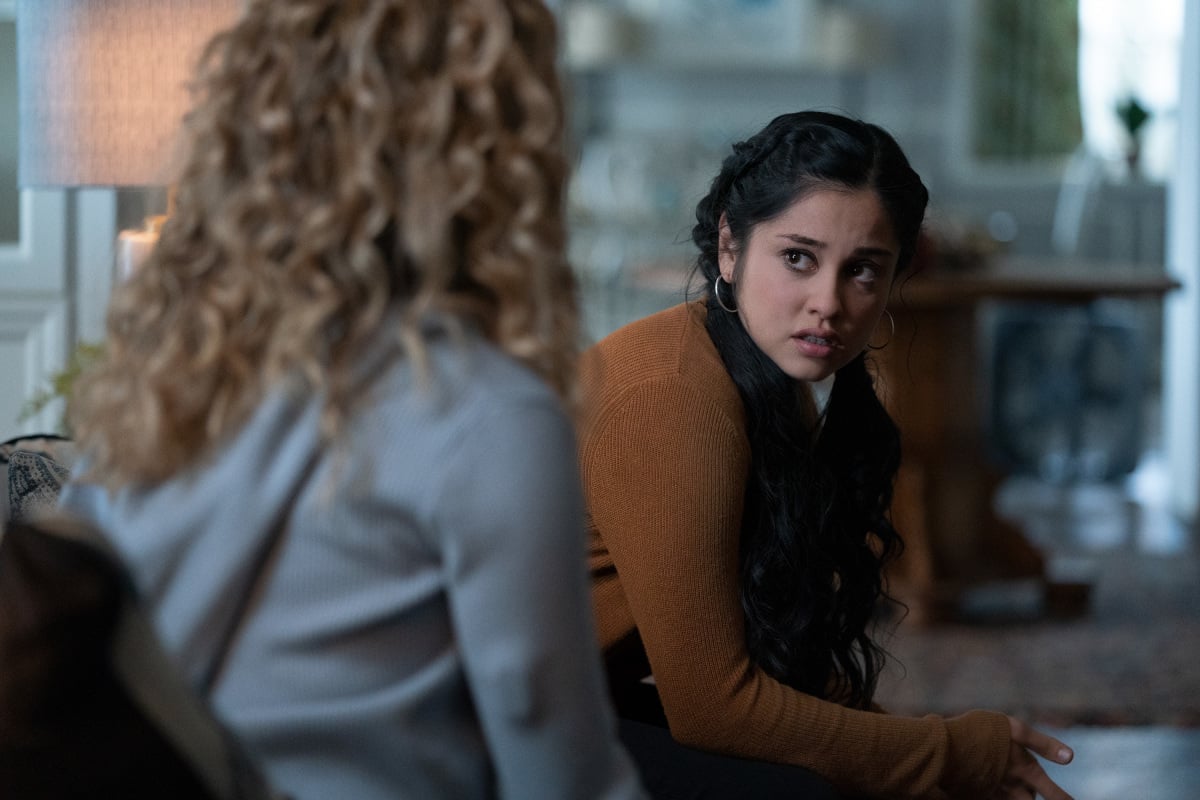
[19,342,105,435]
[1116,95,1151,137]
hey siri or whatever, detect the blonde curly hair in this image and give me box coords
[70,0,577,486]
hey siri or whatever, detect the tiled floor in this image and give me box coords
[996,453,1200,800]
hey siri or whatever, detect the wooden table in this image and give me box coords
[874,257,1180,623]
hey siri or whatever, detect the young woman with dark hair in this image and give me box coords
[579,110,1074,799]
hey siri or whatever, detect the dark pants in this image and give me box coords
[618,719,842,800]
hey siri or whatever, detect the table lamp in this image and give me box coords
[16,0,241,278]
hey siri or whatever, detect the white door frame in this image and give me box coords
[1164,0,1200,521]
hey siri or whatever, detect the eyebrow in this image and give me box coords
[775,233,896,259]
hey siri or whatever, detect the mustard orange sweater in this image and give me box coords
[579,301,1011,800]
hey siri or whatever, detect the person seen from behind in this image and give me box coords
[59,1,647,798]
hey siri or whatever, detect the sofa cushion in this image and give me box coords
[1,436,77,526]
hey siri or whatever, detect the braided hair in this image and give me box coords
[691,111,928,707]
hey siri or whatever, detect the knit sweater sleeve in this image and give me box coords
[580,355,1010,799]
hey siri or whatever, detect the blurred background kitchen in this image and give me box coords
[560,1,1177,315]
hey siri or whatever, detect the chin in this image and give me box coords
[783,362,836,383]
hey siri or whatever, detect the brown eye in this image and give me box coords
[782,249,813,270]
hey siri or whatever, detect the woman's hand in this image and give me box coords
[990,716,1074,799]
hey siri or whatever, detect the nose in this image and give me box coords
[805,270,842,321]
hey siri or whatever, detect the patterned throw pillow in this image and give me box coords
[1,436,77,525]
[8,451,71,524]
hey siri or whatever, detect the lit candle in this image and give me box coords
[115,215,166,280]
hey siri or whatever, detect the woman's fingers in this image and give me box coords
[998,744,1074,800]
[1009,716,1074,764]
[1025,763,1074,800]
[1003,716,1075,799]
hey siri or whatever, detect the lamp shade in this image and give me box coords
[17,0,241,188]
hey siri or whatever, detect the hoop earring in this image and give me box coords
[714,275,738,313]
[868,309,895,350]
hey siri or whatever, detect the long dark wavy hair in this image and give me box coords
[691,111,928,708]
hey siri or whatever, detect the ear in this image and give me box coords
[717,213,736,282]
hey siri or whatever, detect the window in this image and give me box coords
[1078,0,1184,179]
[972,0,1083,162]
